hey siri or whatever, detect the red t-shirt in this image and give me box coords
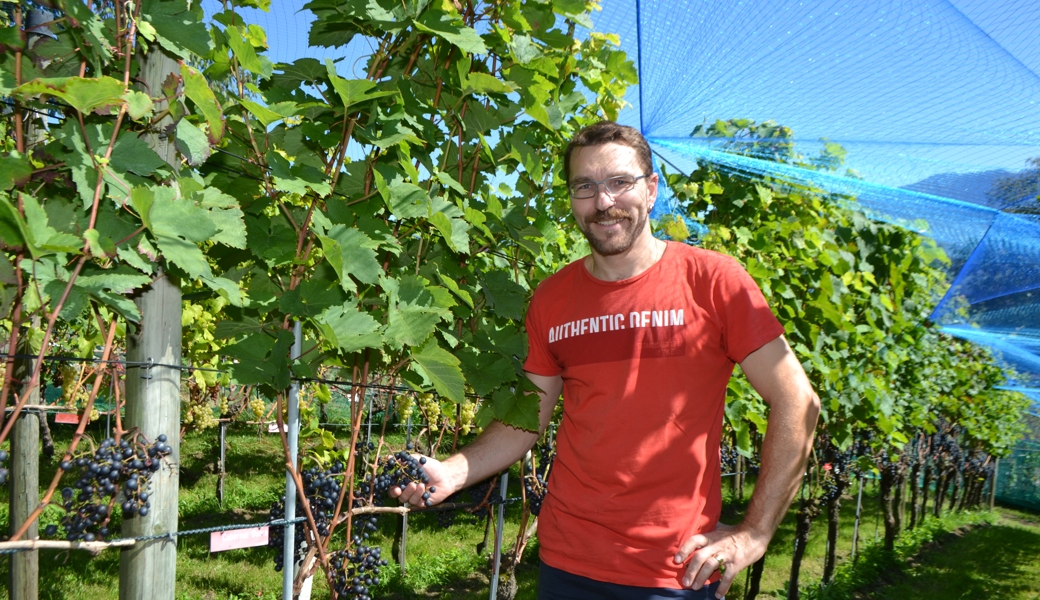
[523,242,784,588]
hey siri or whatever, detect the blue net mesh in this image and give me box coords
[595,0,1040,412]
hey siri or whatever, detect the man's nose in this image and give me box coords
[594,186,616,211]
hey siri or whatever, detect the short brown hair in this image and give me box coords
[564,121,653,183]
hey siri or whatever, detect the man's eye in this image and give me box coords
[574,183,594,192]
[607,178,633,191]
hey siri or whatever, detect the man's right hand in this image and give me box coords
[387,454,457,507]
[388,373,561,509]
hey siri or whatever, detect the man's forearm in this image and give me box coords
[736,336,821,542]
[440,421,541,493]
[740,389,819,541]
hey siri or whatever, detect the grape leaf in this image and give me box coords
[181,64,224,141]
[414,13,487,55]
[0,197,29,248]
[123,90,154,121]
[141,0,213,59]
[221,329,294,390]
[481,270,528,320]
[319,225,382,293]
[15,76,125,114]
[324,59,397,108]
[410,339,465,403]
[175,119,211,166]
[110,132,167,177]
[317,304,382,354]
[0,152,32,191]
[155,234,212,279]
[485,385,540,432]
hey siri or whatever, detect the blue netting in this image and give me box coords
[595,0,1040,411]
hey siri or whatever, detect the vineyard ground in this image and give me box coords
[852,505,1040,600]
[0,422,1037,599]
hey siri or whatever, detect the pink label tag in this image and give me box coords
[55,413,79,424]
[209,526,269,552]
[268,422,287,433]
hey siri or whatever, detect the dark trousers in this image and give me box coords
[537,563,723,600]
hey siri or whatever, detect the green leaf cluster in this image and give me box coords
[1,0,636,433]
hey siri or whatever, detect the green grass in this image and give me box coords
[3,425,1040,600]
[855,507,1040,600]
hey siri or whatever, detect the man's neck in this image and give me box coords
[584,236,667,282]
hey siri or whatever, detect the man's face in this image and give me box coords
[569,143,658,257]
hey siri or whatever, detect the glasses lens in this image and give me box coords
[570,183,594,198]
[606,177,635,194]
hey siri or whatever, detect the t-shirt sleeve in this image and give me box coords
[523,287,564,376]
[714,257,785,363]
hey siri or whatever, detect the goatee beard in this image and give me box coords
[580,207,647,256]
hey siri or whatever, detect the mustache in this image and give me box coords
[590,208,630,222]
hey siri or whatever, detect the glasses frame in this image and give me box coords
[568,173,653,199]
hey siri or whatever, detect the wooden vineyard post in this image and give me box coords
[9,344,40,600]
[119,41,181,600]
[120,271,182,599]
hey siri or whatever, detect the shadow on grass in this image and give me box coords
[865,524,1040,599]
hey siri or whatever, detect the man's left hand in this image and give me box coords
[672,522,768,598]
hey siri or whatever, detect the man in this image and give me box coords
[392,121,820,599]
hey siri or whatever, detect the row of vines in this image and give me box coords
[0,1,1031,599]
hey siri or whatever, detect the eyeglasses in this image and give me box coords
[568,174,652,199]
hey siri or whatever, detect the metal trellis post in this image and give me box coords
[489,471,510,600]
[282,322,303,600]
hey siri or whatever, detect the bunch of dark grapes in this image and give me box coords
[329,536,388,600]
[466,476,502,519]
[720,444,739,475]
[371,451,431,506]
[0,448,9,486]
[45,434,171,541]
[435,476,501,526]
[745,451,762,475]
[269,461,345,570]
[820,478,841,503]
[435,505,457,528]
[524,443,555,516]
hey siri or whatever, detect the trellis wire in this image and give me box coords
[0,517,306,556]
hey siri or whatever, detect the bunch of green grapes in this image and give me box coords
[183,402,218,429]
[459,400,477,435]
[249,397,267,422]
[60,364,86,406]
[417,392,440,428]
[395,394,414,423]
[60,363,99,422]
